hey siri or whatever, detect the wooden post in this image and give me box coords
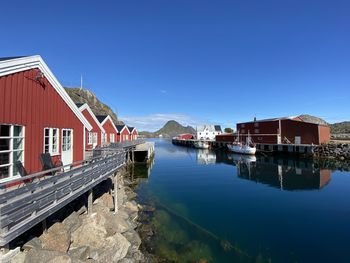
[87,189,93,214]
[42,219,47,233]
[113,173,118,214]
[131,150,135,163]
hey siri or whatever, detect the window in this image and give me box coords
[88,132,93,145]
[102,133,107,144]
[241,129,245,134]
[110,133,115,143]
[254,122,259,127]
[254,129,260,134]
[44,128,59,155]
[126,135,129,141]
[241,124,245,128]
[92,133,98,144]
[62,129,72,151]
[0,124,24,180]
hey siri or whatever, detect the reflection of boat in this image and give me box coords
[227,153,256,163]
[194,140,210,149]
[227,132,256,155]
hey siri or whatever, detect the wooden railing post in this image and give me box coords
[113,172,118,214]
[87,189,93,214]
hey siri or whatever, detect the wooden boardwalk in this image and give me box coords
[0,151,128,247]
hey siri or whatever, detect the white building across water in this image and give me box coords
[196,125,222,140]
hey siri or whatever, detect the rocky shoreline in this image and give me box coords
[11,168,146,263]
[314,143,350,160]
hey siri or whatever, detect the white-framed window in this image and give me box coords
[110,133,115,143]
[92,132,98,144]
[241,129,245,134]
[44,128,59,155]
[254,129,260,134]
[254,122,259,127]
[102,133,107,144]
[62,129,72,151]
[88,132,93,145]
[0,124,25,180]
[126,135,129,141]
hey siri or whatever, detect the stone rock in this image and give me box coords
[68,246,90,261]
[63,211,82,233]
[71,213,107,248]
[96,192,114,209]
[124,201,139,212]
[104,212,132,236]
[40,222,71,253]
[22,236,42,251]
[9,250,26,263]
[24,249,71,263]
[97,233,131,262]
[123,229,142,248]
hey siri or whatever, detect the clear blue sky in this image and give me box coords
[1,0,349,131]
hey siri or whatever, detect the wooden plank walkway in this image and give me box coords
[0,151,126,246]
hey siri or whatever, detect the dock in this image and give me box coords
[172,138,315,155]
[0,140,146,259]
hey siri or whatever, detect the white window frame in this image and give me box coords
[92,132,98,144]
[0,124,25,182]
[110,133,115,143]
[44,128,60,155]
[102,132,107,144]
[88,132,93,145]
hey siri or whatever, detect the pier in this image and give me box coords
[0,139,148,260]
[172,138,315,155]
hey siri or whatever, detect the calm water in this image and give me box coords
[135,139,350,263]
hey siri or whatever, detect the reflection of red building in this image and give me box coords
[216,116,330,145]
[0,56,92,182]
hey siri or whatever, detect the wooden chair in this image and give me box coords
[40,153,63,175]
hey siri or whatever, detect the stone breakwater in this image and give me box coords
[11,169,145,263]
[314,143,350,160]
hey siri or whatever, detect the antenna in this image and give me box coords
[80,74,83,90]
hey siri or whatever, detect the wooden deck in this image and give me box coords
[0,151,125,247]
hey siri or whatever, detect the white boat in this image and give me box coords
[227,132,256,155]
[194,140,210,149]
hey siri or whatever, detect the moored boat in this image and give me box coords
[227,132,256,155]
[194,140,210,149]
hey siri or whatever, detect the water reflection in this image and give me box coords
[198,149,332,191]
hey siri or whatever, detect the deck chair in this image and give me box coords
[40,153,63,175]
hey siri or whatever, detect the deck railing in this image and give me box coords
[0,151,126,246]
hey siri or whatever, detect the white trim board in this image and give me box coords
[78,103,106,133]
[0,55,93,131]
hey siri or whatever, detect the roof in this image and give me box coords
[127,126,135,132]
[116,125,129,133]
[239,116,299,124]
[0,55,92,131]
[78,103,105,133]
[97,115,119,133]
[75,103,84,108]
[197,125,222,132]
[96,115,108,123]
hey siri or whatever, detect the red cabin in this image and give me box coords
[0,56,92,182]
[116,125,130,142]
[78,103,105,151]
[127,126,138,141]
[96,115,118,144]
[177,133,194,140]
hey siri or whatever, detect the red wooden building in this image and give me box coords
[116,125,130,142]
[127,126,139,141]
[78,103,105,150]
[176,133,195,140]
[0,56,92,182]
[96,115,118,144]
[216,116,330,145]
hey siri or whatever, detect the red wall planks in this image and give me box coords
[0,69,85,174]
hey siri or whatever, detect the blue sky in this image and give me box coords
[1,0,349,131]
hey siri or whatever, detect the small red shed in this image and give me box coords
[96,115,118,144]
[127,126,139,141]
[0,56,92,182]
[78,103,105,150]
[116,125,130,142]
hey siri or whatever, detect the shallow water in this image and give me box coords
[135,139,350,263]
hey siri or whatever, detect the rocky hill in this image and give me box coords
[298,114,328,125]
[330,122,350,134]
[140,120,195,138]
[65,87,123,125]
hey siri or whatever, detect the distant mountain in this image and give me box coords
[65,87,124,125]
[140,120,195,138]
[330,121,350,134]
[298,114,328,125]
